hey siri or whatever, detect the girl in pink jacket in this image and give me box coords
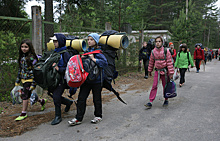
[145,36,174,108]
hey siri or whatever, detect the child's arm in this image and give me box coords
[174,52,179,68]
[166,49,174,78]
[15,67,21,86]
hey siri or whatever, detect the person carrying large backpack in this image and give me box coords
[174,44,194,87]
[144,36,174,109]
[194,43,204,73]
[48,33,74,125]
[68,33,108,126]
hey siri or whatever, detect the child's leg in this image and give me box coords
[21,82,32,112]
[76,83,92,121]
[92,83,103,118]
[149,71,159,102]
[161,73,169,101]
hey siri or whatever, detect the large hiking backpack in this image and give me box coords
[99,30,119,84]
[33,50,66,89]
[98,30,127,104]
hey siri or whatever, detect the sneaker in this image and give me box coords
[196,70,199,73]
[15,114,27,121]
[163,100,169,107]
[41,99,47,111]
[144,102,152,109]
[68,118,81,126]
[91,117,102,124]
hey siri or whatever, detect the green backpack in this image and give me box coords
[33,50,66,89]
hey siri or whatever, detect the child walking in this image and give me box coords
[145,36,174,108]
[139,41,151,79]
[15,39,47,121]
[194,43,204,73]
[174,44,194,87]
[68,33,108,126]
[49,33,73,125]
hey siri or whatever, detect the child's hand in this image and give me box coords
[52,63,59,71]
[81,55,85,58]
[169,74,173,80]
[89,54,96,62]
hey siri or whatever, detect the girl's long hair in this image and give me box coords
[18,39,38,68]
[179,43,187,53]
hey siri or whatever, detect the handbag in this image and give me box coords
[164,80,177,98]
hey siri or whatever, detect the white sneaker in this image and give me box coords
[68,118,81,126]
[91,117,102,124]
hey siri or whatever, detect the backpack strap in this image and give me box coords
[82,50,102,56]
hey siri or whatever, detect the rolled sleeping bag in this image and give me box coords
[47,39,87,52]
[99,34,129,49]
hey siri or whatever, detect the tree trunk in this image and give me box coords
[44,0,54,51]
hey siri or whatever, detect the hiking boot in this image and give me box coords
[91,117,102,124]
[68,118,82,126]
[15,113,27,121]
[144,75,148,79]
[51,116,62,125]
[51,105,62,125]
[163,100,169,107]
[41,99,47,111]
[144,102,152,109]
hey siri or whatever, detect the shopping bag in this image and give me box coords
[30,90,39,105]
[173,69,179,80]
[10,86,23,105]
[164,80,177,98]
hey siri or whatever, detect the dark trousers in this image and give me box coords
[195,59,202,70]
[179,68,187,84]
[51,82,68,108]
[76,82,102,121]
[143,60,149,76]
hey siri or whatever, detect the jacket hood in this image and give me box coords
[55,33,66,48]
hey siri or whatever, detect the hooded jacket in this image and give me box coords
[148,46,174,75]
[54,33,71,76]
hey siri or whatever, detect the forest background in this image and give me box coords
[0,0,219,103]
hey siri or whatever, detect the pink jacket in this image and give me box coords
[148,46,174,75]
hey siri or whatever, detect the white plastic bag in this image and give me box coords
[173,69,179,80]
[30,90,38,105]
[10,86,23,105]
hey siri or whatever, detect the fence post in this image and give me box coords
[138,30,143,72]
[32,6,43,96]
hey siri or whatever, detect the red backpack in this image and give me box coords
[65,50,101,88]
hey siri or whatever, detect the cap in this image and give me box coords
[50,35,57,40]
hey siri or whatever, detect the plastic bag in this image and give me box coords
[173,69,179,80]
[10,86,23,105]
[30,90,39,105]
[164,80,177,98]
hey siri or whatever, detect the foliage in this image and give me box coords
[0,31,19,102]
